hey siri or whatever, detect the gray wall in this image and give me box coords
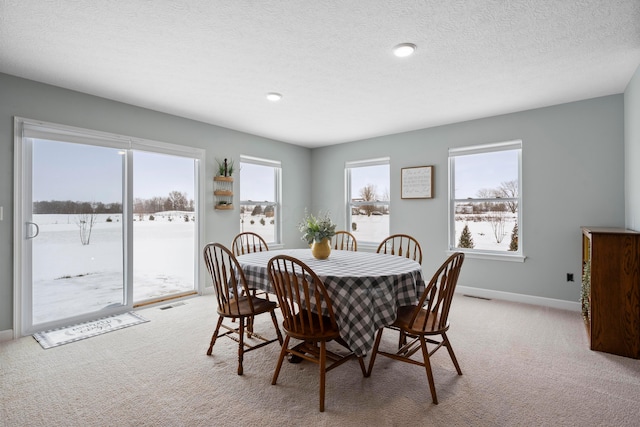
[625,65,640,230]
[0,73,312,333]
[1,70,634,334]
[312,95,625,303]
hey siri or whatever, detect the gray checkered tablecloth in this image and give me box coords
[236,248,426,357]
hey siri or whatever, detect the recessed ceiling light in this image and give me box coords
[393,43,417,58]
[266,92,283,102]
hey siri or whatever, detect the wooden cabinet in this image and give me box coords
[581,227,640,358]
[214,176,233,210]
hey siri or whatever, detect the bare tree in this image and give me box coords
[133,198,145,215]
[476,188,494,198]
[381,187,390,214]
[148,196,165,213]
[488,212,507,244]
[475,188,496,213]
[498,180,518,213]
[360,184,377,216]
[381,187,390,201]
[168,191,188,211]
[75,203,97,245]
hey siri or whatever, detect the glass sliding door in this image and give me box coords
[132,151,196,303]
[15,118,203,336]
[28,138,126,330]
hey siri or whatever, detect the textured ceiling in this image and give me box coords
[1,1,640,148]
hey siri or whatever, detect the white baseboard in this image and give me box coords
[0,329,14,342]
[456,286,581,312]
[0,288,576,344]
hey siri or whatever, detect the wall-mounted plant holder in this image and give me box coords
[214,176,234,210]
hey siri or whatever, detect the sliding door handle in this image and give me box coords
[25,222,40,239]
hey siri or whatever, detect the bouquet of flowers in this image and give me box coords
[298,210,336,245]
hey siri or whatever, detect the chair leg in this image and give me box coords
[272,336,290,385]
[319,341,326,412]
[419,336,438,404]
[247,316,254,338]
[398,330,406,349]
[237,317,245,376]
[207,316,224,356]
[366,328,384,377]
[442,332,462,375]
[357,356,367,376]
[269,310,284,345]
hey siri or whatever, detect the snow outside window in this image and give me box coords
[346,158,390,247]
[239,156,281,245]
[448,140,524,262]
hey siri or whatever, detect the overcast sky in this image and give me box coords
[33,140,195,203]
[350,164,390,200]
[453,149,518,199]
[32,138,516,206]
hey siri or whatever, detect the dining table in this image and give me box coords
[235,248,426,357]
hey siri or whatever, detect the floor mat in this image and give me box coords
[32,312,148,349]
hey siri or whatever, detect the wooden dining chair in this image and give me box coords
[231,231,269,256]
[267,255,367,412]
[331,230,357,251]
[366,252,465,404]
[231,231,271,306]
[202,242,283,375]
[377,233,423,264]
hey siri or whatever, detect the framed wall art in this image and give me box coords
[401,165,433,199]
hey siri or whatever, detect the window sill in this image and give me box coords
[447,249,526,262]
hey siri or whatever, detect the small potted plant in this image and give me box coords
[216,158,235,177]
[298,210,336,259]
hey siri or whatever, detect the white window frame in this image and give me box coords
[239,155,282,247]
[346,157,390,250]
[448,140,525,262]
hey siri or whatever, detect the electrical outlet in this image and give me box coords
[566,273,574,282]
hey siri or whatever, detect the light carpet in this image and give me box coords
[2,293,640,426]
[32,311,149,349]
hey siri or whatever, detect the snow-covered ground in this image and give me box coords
[241,212,392,244]
[242,211,516,251]
[32,213,195,324]
[31,211,515,325]
[453,213,518,251]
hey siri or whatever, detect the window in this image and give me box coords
[346,158,390,246]
[239,156,281,245]
[449,140,523,261]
